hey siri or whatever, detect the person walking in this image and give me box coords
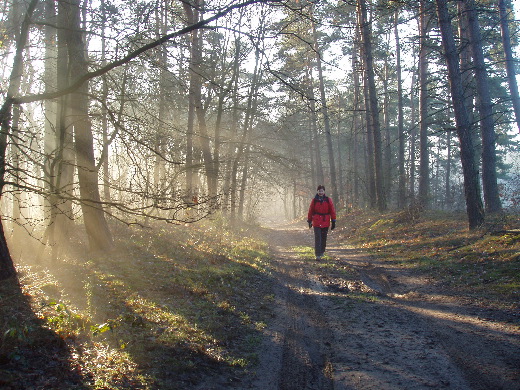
[307,185,336,260]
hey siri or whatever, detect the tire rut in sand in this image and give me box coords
[248,226,520,390]
[277,265,334,390]
[249,227,334,390]
[323,246,520,390]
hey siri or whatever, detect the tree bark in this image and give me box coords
[382,58,392,205]
[418,0,430,208]
[445,125,452,208]
[498,0,520,134]
[43,0,57,227]
[222,20,243,213]
[183,0,217,202]
[395,9,406,209]
[100,0,112,211]
[435,0,485,229]
[231,39,262,220]
[464,0,502,213]
[0,0,39,280]
[306,66,324,186]
[409,44,418,203]
[67,0,113,250]
[357,0,386,211]
[312,12,339,204]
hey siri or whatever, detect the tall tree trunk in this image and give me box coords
[409,42,418,203]
[183,1,217,202]
[464,0,502,213]
[352,51,362,206]
[184,5,197,199]
[337,95,344,206]
[10,1,23,239]
[358,0,386,211]
[361,60,375,208]
[11,95,22,229]
[498,0,520,134]
[238,56,262,219]
[100,0,111,211]
[382,58,392,206]
[43,0,56,227]
[312,13,338,204]
[222,21,243,213]
[395,9,406,209]
[48,0,75,258]
[151,1,169,219]
[231,37,262,221]
[458,0,479,170]
[418,0,430,208]
[445,125,452,208]
[308,112,316,189]
[435,0,485,229]
[67,0,113,250]
[0,0,39,280]
[306,66,324,185]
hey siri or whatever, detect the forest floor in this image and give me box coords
[0,210,519,389]
[241,221,520,390]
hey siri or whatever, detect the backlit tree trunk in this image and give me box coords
[435,0,485,229]
[183,0,217,202]
[306,66,324,186]
[357,0,386,211]
[0,0,39,280]
[395,9,406,209]
[312,11,338,204]
[498,0,520,134]
[418,0,431,208]
[464,0,502,213]
[67,0,113,250]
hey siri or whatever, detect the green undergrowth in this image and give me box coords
[337,209,520,309]
[2,220,274,389]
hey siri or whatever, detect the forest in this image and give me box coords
[0,0,519,389]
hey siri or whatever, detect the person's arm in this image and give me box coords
[329,198,336,220]
[307,199,314,228]
[329,198,336,230]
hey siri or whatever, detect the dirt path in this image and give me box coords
[244,224,520,390]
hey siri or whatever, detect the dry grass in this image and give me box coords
[337,209,520,309]
[2,220,274,389]
[2,209,519,388]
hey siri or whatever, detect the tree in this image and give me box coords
[0,0,268,280]
[418,0,431,208]
[311,6,339,203]
[357,0,386,211]
[395,8,406,209]
[464,0,502,213]
[435,0,485,229]
[66,0,113,251]
[0,0,38,280]
[498,0,520,134]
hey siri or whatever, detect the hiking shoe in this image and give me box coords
[315,256,322,261]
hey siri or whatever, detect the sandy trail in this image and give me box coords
[244,224,520,390]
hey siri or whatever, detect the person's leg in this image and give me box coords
[313,227,322,258]
[320,227,329,256]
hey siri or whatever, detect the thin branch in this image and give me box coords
[14,0,278,105]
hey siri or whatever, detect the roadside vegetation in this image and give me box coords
[1,219,275,389]
[1,210,519,389]
[336,209,520,311]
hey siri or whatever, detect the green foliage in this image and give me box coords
[10,221,275,389]
[340,210,520,307]
[292,245,315,259]
[40,300,85,336]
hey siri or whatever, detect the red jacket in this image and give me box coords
[308,195,336,228]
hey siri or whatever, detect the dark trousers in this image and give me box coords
[313,226,329,256]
